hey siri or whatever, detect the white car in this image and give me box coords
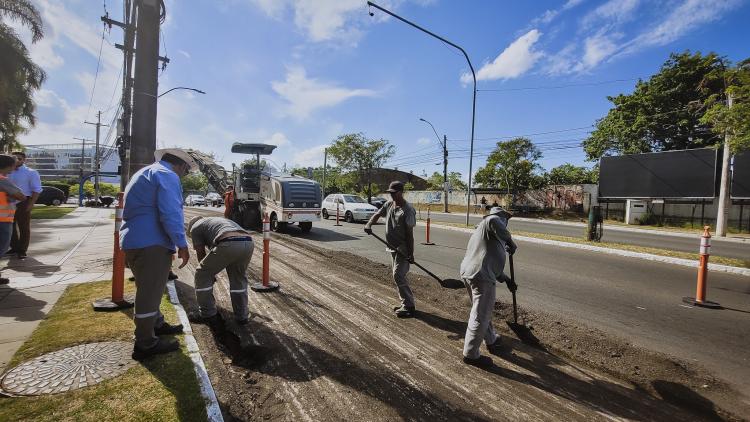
[205,192,223,207]
[321,194,378,223]
[185,194,206,206]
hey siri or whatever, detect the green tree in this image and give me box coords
[583,51,728,160]
[327,133,395,198]
[426,171,467,191]
[0,0,46,152]
[547,164,598,185]
[474,138,544,197]
[700,59,750,153]
[448,172,467,191]
[181,173,208,194]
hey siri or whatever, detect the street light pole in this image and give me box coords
[368,1,476,225]
[158,87,206,98]
[419,118,449,213]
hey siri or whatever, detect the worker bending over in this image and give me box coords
[459,206,517,367]
[365,181,417,318]
[188,215,254,325]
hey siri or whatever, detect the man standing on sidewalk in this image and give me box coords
[7,151,42,259]
[120,149,197,360]
[0,155,27,284]
[187,215,254,325]
[459,206,517,367]
[365,181,417,318]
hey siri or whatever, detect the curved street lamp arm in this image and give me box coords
[157,86,206,98]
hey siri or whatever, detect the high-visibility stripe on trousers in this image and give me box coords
[194,240,254,320]
[125,246,172,350]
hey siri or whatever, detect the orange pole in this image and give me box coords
[262,213,270,287]
[695,226,711,303]
[422,205,435,245]
[112,192,125,302]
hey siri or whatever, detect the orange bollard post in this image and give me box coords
[421,205,435,245]
[251,213,279,292]
[93,192,134,311]
[682,226,721,309]
[334,202,342,226]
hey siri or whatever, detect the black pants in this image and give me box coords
[11,198,31,254]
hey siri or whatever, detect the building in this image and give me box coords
[24,143,120,184]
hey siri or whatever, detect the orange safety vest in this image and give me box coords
[0,175,16,223]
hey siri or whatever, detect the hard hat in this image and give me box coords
[154,148,199,172]
[486,206,513,219]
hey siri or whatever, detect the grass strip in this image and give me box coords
[30,206,75,220]
[426,220,750,269]
[0,280,208,422]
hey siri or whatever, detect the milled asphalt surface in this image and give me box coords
[191,206,750,392]
[420,211,750,260]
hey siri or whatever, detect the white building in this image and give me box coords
[24,143,120,184]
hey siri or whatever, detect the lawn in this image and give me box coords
[30,206,76,219]
[0,280,208,422]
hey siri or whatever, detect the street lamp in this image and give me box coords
[419,118,449,213]
[368,1,476,225]
[158,86,206,98]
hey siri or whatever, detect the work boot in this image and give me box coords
[486,337,504,355]
[168,271,178,280]
[394,306,415,318]
[132,338,179,361]
[0,277,9,285]
[188,311,223,328]
[17,252,26,259]
[154,322,184,336]
[462,355,493,368]
[4,249,17,257]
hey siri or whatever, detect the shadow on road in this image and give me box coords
[280,225,360,242]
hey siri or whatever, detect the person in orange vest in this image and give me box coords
[0,155,27,284]
[223,185,235,219]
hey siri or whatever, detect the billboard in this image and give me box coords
[732,152,750,199]
[599,148,719,199]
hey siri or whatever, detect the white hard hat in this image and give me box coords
[154,148,199,172]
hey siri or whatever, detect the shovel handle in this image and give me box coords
[368,231,443,284]
[508,253,518,323]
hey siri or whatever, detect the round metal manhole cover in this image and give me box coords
[1,341,136,396]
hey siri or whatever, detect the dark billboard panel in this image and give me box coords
[599,148,718,199]
[732,152,750,199]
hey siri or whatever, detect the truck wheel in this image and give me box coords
[322,209,329,219]
[299,222,312,232]
[270,214,287,232]
[345,211,354,223]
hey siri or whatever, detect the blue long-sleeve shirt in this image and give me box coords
[120,161,187,251]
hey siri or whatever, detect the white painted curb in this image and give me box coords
[166,281,224,422]
[419,221,750,277]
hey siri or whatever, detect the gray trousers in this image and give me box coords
[194,240,253,320]
[125,246,172,350]
[463,277,499,359]
[390,252,415,309]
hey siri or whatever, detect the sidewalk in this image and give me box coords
[0,207,123,371]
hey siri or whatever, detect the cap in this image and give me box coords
[487,206,513,219]
[386,181,405,193]
[154,148,199,172]
[187,215,203,234]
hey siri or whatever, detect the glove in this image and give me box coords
[506,243,517,256]
[497,273,511,284]
[364,226,373,235]
[506,278,518,293]
[407,255,415,264]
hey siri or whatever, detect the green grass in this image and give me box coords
[31,206,75,219]
[0,280,208,422]
[426,220,750,269]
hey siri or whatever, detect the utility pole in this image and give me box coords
[322,148,327,197]
[443,134,449,213]
[85,111,109,205]
[130,0,162,178]
[716,93,733,237]
[73,137,92,207]
[368,162,373,204]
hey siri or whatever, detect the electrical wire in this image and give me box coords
[83,27,107,125]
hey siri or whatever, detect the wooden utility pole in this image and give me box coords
[443,134,448,213]
[715,93,733,237]
[85,111,109,204]
[322,148,327,197]
[130,0,161,177]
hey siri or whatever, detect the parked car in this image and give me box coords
[369,196,388,209]
[38,186,66,206]
[205,192,223,207]
[185,194,206,206]
[321,194,378,223]
[100,196,115,207]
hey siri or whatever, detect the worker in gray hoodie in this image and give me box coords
[459,206,517,367]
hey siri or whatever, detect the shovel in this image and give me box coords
[505,253,543,349]
[367,231,464,289]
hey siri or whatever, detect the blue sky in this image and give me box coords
[18,0,750,181]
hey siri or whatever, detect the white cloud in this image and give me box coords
[271,66,377,119]
[292,144,328,167]
[417,137,431,145]
[580,32,620,69]
[461,30,543,84]
[581,0,640,29]
[178,49,191,59]
[532,0,586,26]
[248,0,363,43]
[265,132,291,147]
[622,0,741,54]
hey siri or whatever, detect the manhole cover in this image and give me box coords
[1,341,135,396]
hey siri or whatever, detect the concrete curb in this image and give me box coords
[418,221,750,277]
[166,281,224,422]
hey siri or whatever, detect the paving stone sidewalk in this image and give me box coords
[0,207,127,371]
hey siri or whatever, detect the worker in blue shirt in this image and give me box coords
[120,148,197,360]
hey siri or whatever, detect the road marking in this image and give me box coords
[636,306,646,310]
[679,304,693,309]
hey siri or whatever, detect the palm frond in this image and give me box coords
[0,0,43,42]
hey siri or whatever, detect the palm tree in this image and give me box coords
[0,0,45,149]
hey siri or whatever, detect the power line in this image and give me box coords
[83,27,107,124]
[476,78,639,93]
[449,125,594,142]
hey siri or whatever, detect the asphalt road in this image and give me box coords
[419,211,750,260]
[281,215,750,394]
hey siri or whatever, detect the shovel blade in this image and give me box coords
[438,278,465,289]
[507,321,543,350]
